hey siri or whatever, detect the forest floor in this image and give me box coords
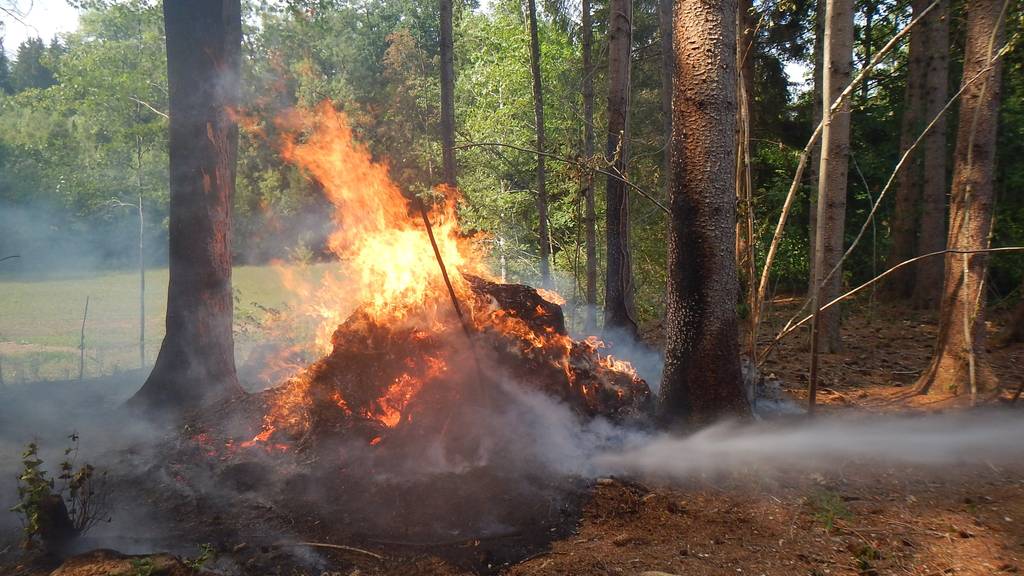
[1,298,1022,576]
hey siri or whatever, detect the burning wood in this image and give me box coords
[247,274,650,450]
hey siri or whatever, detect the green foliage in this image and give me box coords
[184,543,217,571]
[809,489,852,533]
[9,435,110,549]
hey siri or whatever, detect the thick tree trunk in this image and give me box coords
[916,0,1004,395]
[811,0,853,354]
[911,0,950,308]
[439,0,457,188]
[582,0,598,332]
[884,0,928,299]
[131,0,243,411]
[603,0,639,338]
[660,0,751,426]
[808,0,825,291]
[526,0,552,287]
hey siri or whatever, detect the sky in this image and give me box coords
[0,0,80,55]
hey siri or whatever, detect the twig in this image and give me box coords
[0,254,21,263]
[273,541,384,561]
[128,96,168,119]
[79,296,90,381]
[753,0,940,347]
[758,247,1024,363]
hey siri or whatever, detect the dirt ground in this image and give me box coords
[2,298,1022,576]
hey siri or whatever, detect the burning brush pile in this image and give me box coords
[168,104,651,561]
[238,103,651,457]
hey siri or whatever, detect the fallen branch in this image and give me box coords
[273,541,384,561]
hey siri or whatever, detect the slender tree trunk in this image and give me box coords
[1000,286,1024,344]
[916,0,1005,395]
[582,0,598,331]
[911,0,950,308]
[131,0,243,411]
[808,0,825,291]
[660,0,751,427]
[860,0,875,101]
[659,0,673,193]
[735,0,755,268]
[811,0,854,354]
[603,0,639,337]
[439,0,457,188]
[884,0,928,298]
[526,0,552,286]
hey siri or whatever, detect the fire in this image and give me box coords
[273,103,484,349]
[240,102,648,449]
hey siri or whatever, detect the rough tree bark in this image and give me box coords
[526,0,552,286]
[911,0,950,308]
[603,0,639,338]
[439,0,457,188]
[660,0,751,427]
[131,0,243,411]
[582,0,598,331]
[811,0,854,353]
[884,0,929,299]
[808,0,825,290]
[916,0,1005,395]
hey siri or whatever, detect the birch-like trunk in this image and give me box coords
[811,0,854,353]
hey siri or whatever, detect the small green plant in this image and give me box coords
[809,489,852,532]
[184,543,217,570]
[854,543,881,573]
[9,434,110,549]
[128,557,155,576]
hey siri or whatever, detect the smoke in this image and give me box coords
[595,410,1024,479]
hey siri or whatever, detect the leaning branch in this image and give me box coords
[753,0,940,335]
[772,46,1013,341]
[454,141,669,214]
[758,247,1024,363]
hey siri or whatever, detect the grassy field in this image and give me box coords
[0,265,328,383]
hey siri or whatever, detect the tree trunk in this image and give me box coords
[582,0,598,332]
[659,0,673,194]
[1000,288,1024,344]
[526,0,552,287]
[884,0,928,299]
[660,0,751,426]
[808,0,825,292]
[735,0,756,341]
[911,0,950,308]
[130,0,243,412]
[603,0,639,338]
[439,0,457,188]
[811,0,853,354]
[859,0,875,101]
[916,0,1004,395]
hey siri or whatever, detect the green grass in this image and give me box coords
[0,264,330,383]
